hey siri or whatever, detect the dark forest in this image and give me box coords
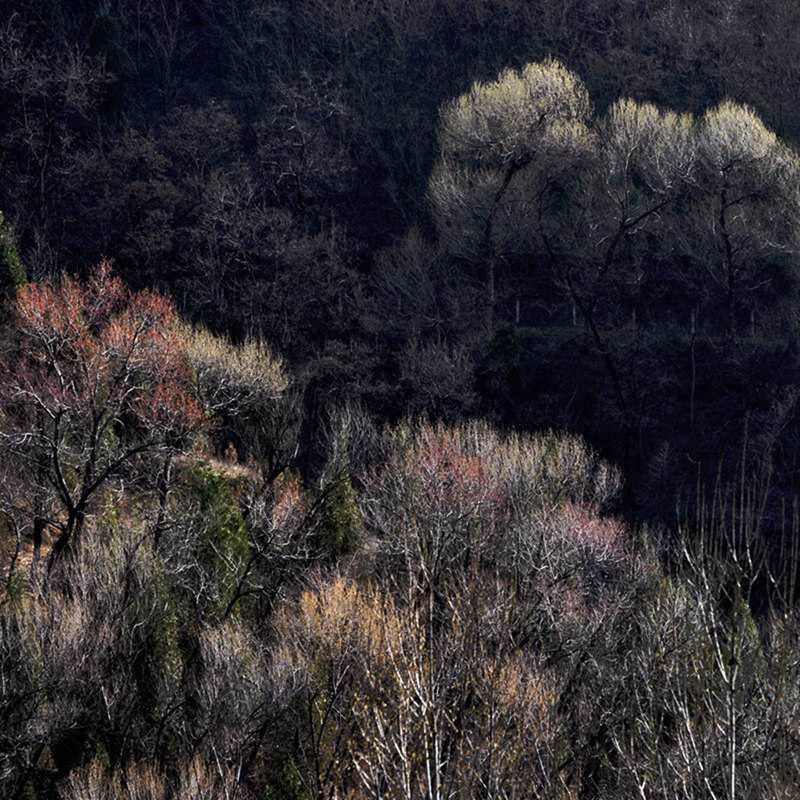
[2,2,800,798]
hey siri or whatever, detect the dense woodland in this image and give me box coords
[3,1,800,798]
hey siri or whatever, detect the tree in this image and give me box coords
[0,261,204,568]
[272,577,366,800]
[0,212,26,300]
[690,101,800,339]
[429,59,593,333]
[179,322,297,484]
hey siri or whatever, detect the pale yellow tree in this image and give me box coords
[429,59,594,332]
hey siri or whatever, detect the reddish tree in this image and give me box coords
[0,260,204,567]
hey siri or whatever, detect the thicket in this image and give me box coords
[0,268,799,799]
[4,2,800,797]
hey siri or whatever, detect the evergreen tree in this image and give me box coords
[0,212,26,300]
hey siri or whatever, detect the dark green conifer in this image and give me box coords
[318,454,362,558]
[0,212,26,300]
